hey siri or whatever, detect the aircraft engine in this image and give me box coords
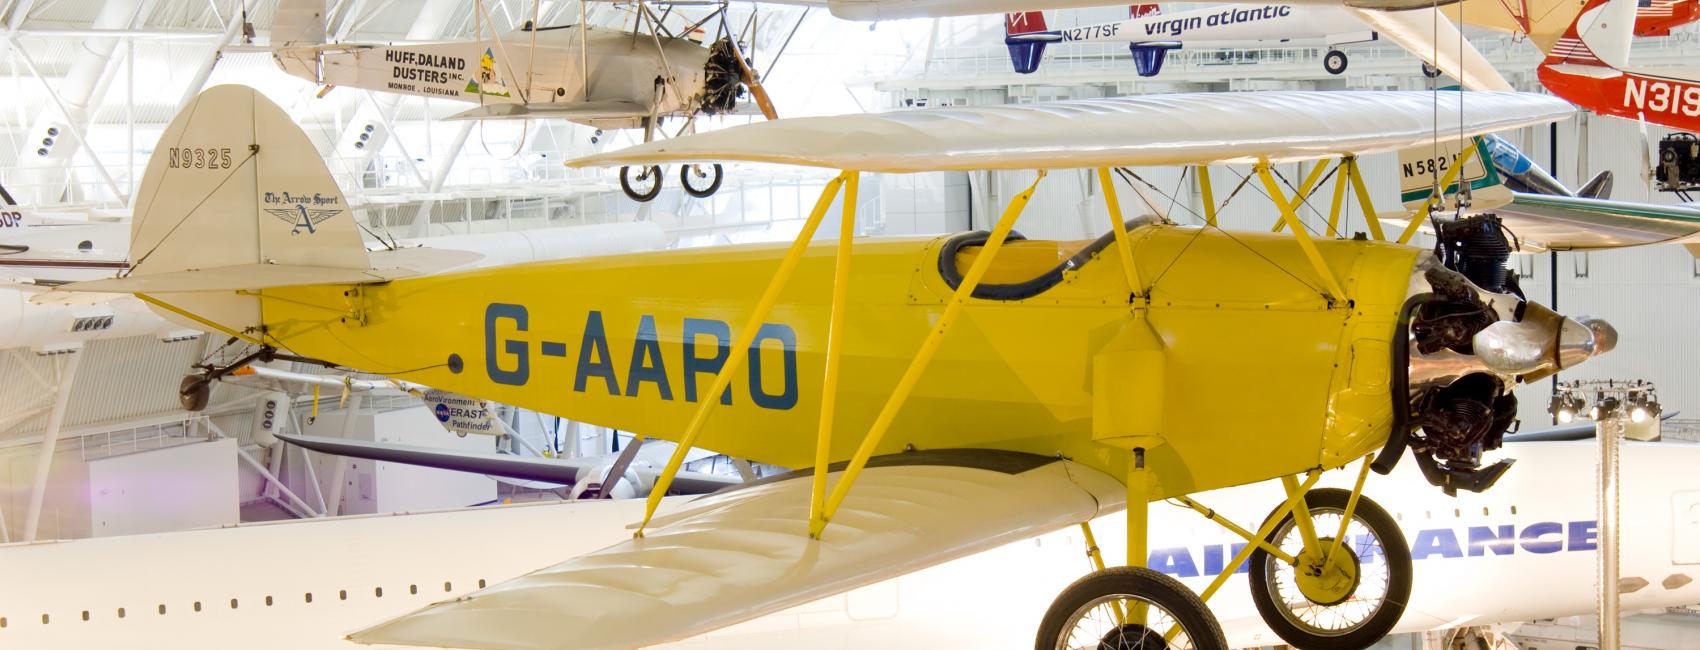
[698,37,746,116]
[1396,214,1614,494]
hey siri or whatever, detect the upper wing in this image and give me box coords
[1347,7,1514,91]
[275,432,739,495]
[569,91,1571,173]
[349,451,1124,650]
[447,101,649,122]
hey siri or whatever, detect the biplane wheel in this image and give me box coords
[1323,50,1348,75]
[680,163,724,198]
[1247,488,1412,650]
[619,165,664,202]
[1035,566,1227,650]
[179,375,211,412]
[1421,62,1442,78]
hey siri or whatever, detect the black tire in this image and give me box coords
[680,163,724,198]
[1247,489,1412,650]
[1035,566,1227,650]
[1324,50,1348,75]
[179,375,211,412]
[619,165,663,202]
[1422,62,1442,78]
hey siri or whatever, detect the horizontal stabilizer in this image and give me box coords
[350,451,1124,650]
[60,264,400,294]
[276,433,738,494]
[447,101,649,122]
[571,91,1573,173]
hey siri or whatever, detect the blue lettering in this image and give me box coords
[1467,525,1516,556]
[748,324,798,410]
[682,318,732,405]
[574,311,620,395]
[625,315,672,400]
[1412,528,1463,560]
[1149,547,1200,578]
[1520,521,1564,554]
[484,303,528,386]
[1568,520,1598,552]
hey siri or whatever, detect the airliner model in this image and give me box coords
[1539,0,1700,134]
[1,440,1695,649]
[1004,0,1700,82]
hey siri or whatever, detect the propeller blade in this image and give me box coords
[726,39,779,121]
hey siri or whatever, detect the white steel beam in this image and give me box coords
[21,351,80,542]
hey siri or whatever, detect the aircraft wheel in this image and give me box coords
[1422,62,1442,78]
[179,375,211,412]
[1324,50,1348,75]
[1035,566,1227,650]
[680,163,724,198]
[619,165,664,202]
[1247,488,1412,650]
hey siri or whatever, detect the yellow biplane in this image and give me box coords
[67,86,1615,650]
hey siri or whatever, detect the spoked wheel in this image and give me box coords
[1248,488,1412,650]
[1323,50,1348,75]
[680,163,723,198]
[1036,566,1227,650]
[619,165,664,202]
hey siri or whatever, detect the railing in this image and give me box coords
[77,416,211,462]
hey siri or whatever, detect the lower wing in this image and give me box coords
[349,450,1124,650]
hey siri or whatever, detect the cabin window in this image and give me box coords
[117,608,125,619]
[339,590,347,601]
[443,582,453,592]
[478,579,487,588]
[304,593,313,604]
[409,584,418,595]
[374,587,384,598]
[229,599,238,610]
[192,602,201,613]
[1,616,7,628]
[265,596,273,607]
[40,614,48,625]
[1483,507,1490,516]
[80,611,88,621]
[157,605,166,615]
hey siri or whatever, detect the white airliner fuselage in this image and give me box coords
[2,441,1697,649]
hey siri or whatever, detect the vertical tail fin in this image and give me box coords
[126,84,367,282]
[1004,11,1051,74]
[1544,0,1634,70]
[272,0,327,47]
[1130,4,1160,18]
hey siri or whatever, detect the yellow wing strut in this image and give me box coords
[810,171,1047,538]
[636,172,850,535]
[808,172,859,533]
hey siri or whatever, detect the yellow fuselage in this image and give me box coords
[259,223,1421,499]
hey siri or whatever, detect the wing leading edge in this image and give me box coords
[568,91,1572,173]
[349,450,1125,650]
